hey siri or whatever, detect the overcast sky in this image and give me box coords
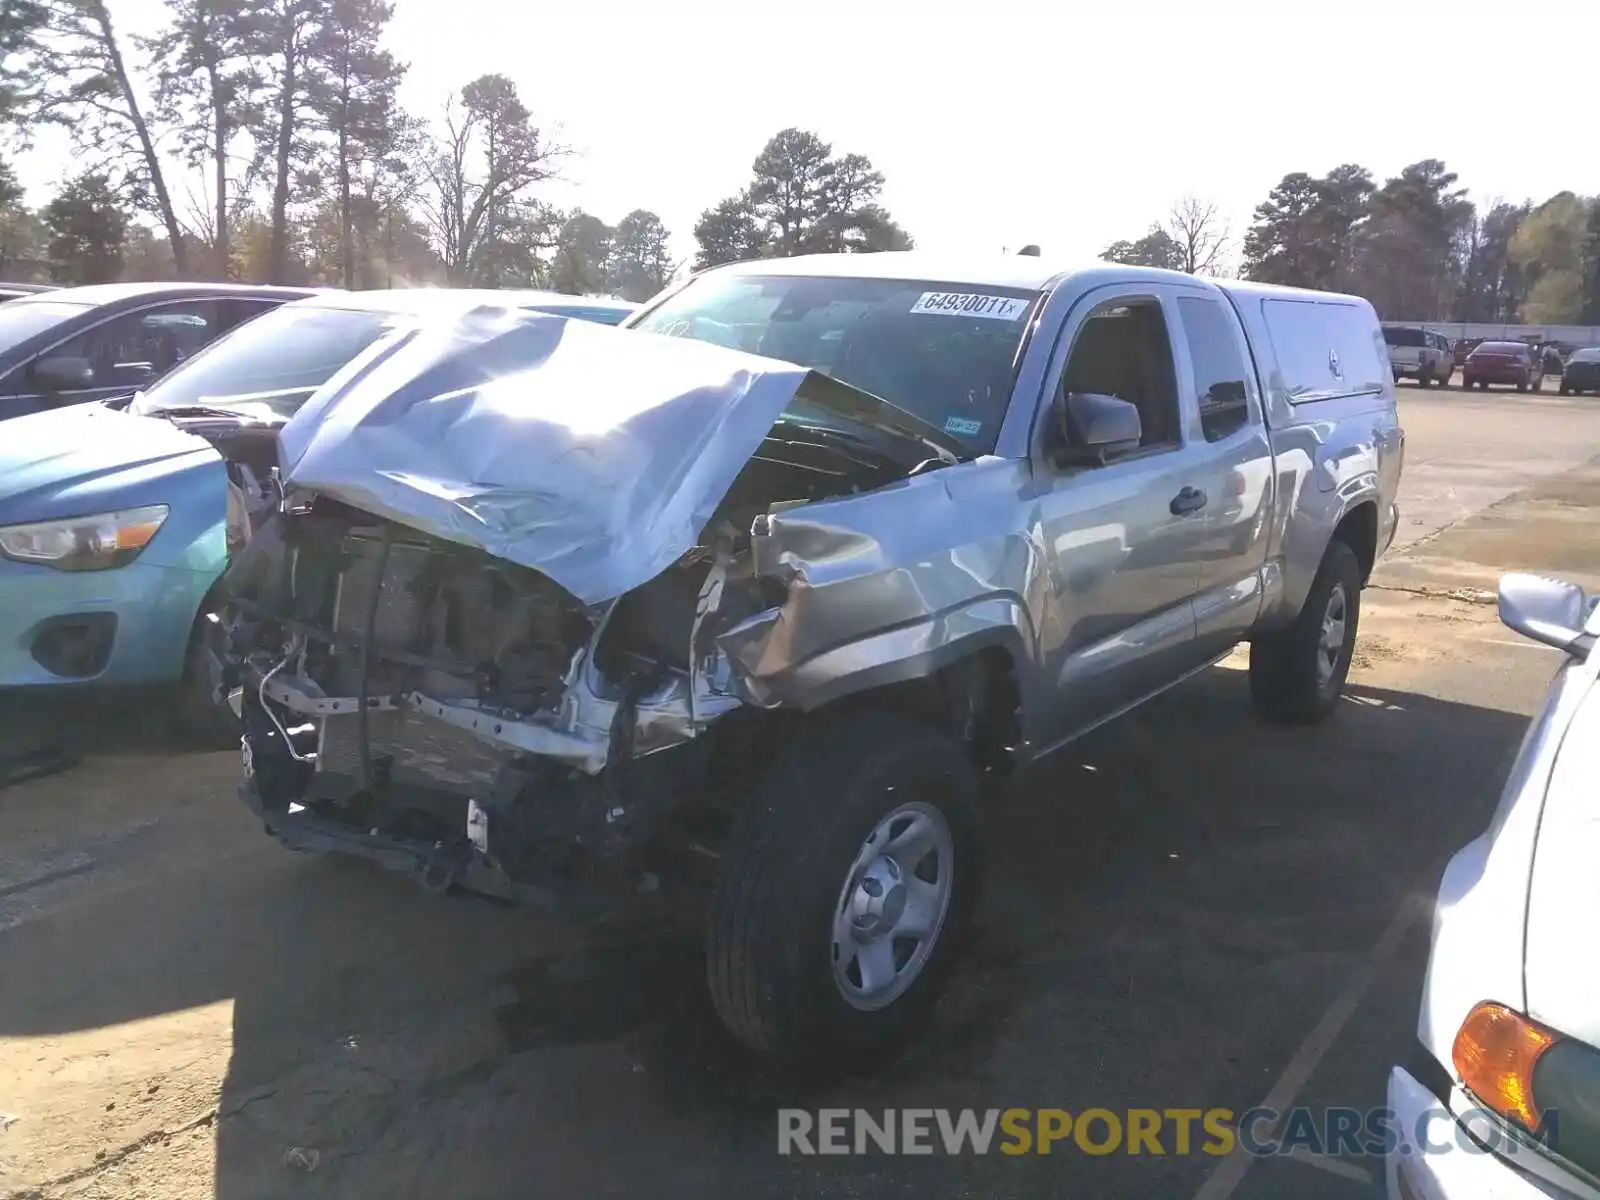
[17,0,1600,267]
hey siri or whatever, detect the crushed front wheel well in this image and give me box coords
[813,645,1021,774]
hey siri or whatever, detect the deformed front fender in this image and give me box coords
[721,595,1036,712]
[714,458,1047,717]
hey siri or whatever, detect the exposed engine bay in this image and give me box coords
[222,414,935,898]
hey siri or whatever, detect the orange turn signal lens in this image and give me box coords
[1452,1001,1557,1131]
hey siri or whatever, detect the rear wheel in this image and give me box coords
[1417,367,1433,388]
[706,712,981,1073]
[1249,540,1362,725]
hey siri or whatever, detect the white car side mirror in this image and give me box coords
[1498,573,1596,656]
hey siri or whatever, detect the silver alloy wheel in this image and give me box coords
[1317,583,1349,688]
[831,800,955,1013]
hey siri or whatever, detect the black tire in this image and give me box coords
[1561,385,1572,396]
[1249,539,1362,725]
[1417,368,1433,388]
[706,712,981,1072]
[173,612,241,749]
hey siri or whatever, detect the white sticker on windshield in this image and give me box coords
[910,292,1030,321]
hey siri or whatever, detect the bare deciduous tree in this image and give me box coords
[1165,193,1229,276]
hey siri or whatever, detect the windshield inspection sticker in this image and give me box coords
[944,415,983,437]
[911,292,1029,321]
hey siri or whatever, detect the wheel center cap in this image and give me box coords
[850,856,906,939]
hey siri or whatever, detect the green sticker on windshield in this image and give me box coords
[944,416,982,437]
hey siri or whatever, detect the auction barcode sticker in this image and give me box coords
[910,292,1030,321]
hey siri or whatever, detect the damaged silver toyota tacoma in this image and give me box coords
[217,253,1404,1066]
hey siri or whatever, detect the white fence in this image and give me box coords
[1389,322,1600,346]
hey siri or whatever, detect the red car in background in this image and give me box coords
[1461,340,1545,391]
[1452,337,1483,368]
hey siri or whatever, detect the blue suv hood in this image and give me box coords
[0,402,223,524]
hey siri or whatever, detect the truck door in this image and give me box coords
[1171,291,1275,659]
[1028,287,1215,747]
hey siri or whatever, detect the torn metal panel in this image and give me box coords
[716,457,1047,721]
[276,310,816,606]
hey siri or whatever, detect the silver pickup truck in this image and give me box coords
[219,253,1403,1070]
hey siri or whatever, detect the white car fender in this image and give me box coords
[1415,654,1600,1071]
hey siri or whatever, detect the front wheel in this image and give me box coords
[1249,540,1362,725]
[706,713,981,1072]
[173,611,242,749]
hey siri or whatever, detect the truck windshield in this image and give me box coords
[630,274,1039,453]
[131,305,398,420]
[1382,327,1425,347]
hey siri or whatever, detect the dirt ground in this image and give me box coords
[3,387,1600,1200]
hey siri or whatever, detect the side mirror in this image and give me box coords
[1498,573,1595,656]
[109,361,158,388]
[30,355,96,392]
[1046,391,1143,468]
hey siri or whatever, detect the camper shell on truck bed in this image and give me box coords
[217,252,1403,1071]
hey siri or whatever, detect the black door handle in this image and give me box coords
[1170,486,1208,516]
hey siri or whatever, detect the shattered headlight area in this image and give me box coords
[220,495,767,900]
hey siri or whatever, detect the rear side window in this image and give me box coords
[1262,299,1388,404]
[1383,326,1425,347]
[1176,296,1251,441]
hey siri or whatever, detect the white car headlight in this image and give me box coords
[0,505,170,571]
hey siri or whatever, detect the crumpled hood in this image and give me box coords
[279,311,847,605]
[0,402,222,524]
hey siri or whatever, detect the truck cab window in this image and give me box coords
[1060,301,1180,451]
[1177,296,1251,442]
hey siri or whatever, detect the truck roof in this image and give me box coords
[706,251,1369,307]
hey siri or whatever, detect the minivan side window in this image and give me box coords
[39,300,219,390]
[1058,299,1182,453]
[1176,296,1251,442]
